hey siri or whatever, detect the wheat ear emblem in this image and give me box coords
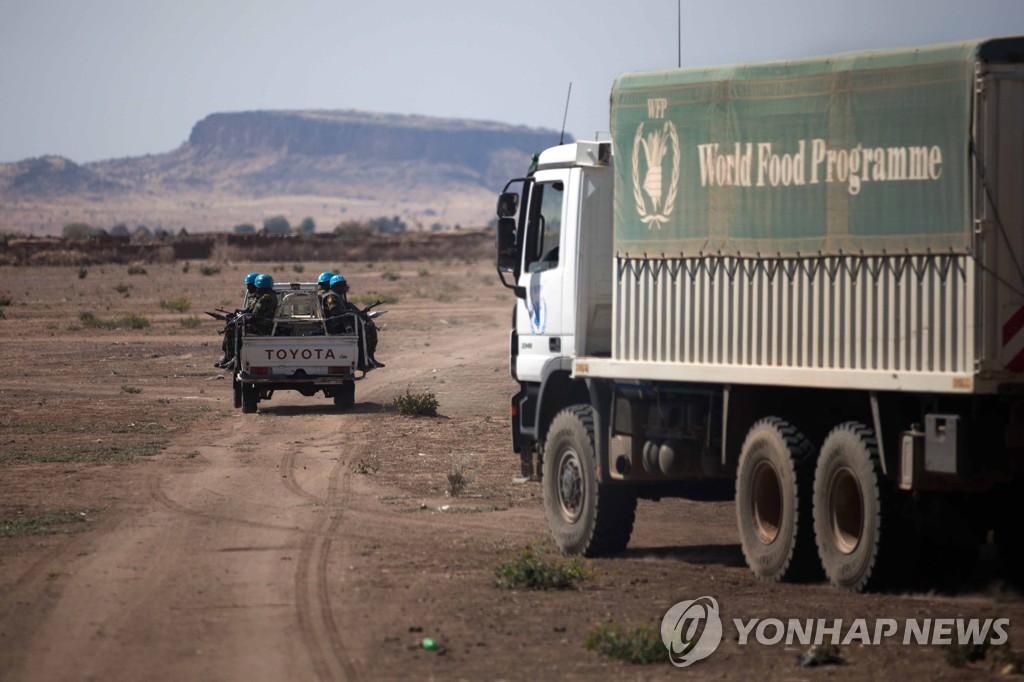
[631,121,680,229]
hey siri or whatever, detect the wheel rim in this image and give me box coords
[750,459,783,545]
[828,466,863,555]
[556,448,584,523]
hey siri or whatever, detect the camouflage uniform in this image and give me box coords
[321,291,353,335]
[220,290,277,363]
[220,307,249,363]
[247,290,278,335]
[316,287,331,318]
[323,292,379,369]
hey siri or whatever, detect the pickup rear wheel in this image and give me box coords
[333,383,355,408]
[542,405,636,556]
[241,383,258,414]
[735,418,818,582]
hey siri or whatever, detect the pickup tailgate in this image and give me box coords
[240,335,358,377]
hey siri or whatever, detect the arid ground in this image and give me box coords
[2,257,1023,681]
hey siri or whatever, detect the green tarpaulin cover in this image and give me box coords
[611,37,1024,257]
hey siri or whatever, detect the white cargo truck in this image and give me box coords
[230,282,380,413]
[495,37,1024,591]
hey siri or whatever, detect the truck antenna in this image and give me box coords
[559,82,572,145]
[677,0,681,68]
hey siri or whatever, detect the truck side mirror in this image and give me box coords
[496,192,519,218]
[496,217,518,272]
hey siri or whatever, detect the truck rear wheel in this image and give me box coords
[735,418,818,582]
[813,422,887,592]
[542,405,636,556]
[333,383,355,408]
[241,383,258,414]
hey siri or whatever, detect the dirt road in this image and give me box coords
[2,259,1022,680]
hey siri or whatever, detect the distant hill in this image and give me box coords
[0,110,567,236]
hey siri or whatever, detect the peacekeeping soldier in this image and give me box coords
[216,273,278,368]
[247,274,279,336]
[243,271,259,306]
[216,272,261,368]
[321,274,352,335]
[316,271,335,314]
[322,274,382,369]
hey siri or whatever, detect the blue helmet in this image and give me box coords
[318,271,335,285]
[254,274,274,289]
[329,274,347,288]
[245,272,259,285]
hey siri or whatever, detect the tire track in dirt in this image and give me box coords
[281,447,325,504]
[291,431,360,682]
[144,410,362,679]
[147,474,312,535]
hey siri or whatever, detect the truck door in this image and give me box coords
[516,171,571,382]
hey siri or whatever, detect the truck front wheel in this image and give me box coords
[542,405,636,556]
[735,418,818,582]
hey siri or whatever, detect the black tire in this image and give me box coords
[813,422,889,592]
[916,497,981,591]
[997,525,1024,588]
[735,417,818,582]
[232,377,242,409]
[542,405,637,556]
[241,383,258,414]
[995,488,1024,587]
[333,382,355,408]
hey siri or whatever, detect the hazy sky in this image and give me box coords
[2,0,1023,164]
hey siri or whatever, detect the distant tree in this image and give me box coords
[233,223,256,234]
[431,222,445,232]
[298,217,316,234]
[63,223,93,240]
[134,225,153,240]
[110,223,129,236]
[370,215,407,234]
[263,215,291,234]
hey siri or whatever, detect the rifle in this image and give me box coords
[360,299,384,315]
[205,307,247,322]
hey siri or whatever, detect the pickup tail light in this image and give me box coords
[328,366,351,375]
[250,367,270,375]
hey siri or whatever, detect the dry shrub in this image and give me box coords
[393,389,438,416]
[446,456,472,496]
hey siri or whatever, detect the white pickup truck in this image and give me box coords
[229,282,380,413]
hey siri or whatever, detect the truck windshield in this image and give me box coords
[525,181,564,273]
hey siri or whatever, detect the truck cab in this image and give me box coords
[497,141,614,478]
